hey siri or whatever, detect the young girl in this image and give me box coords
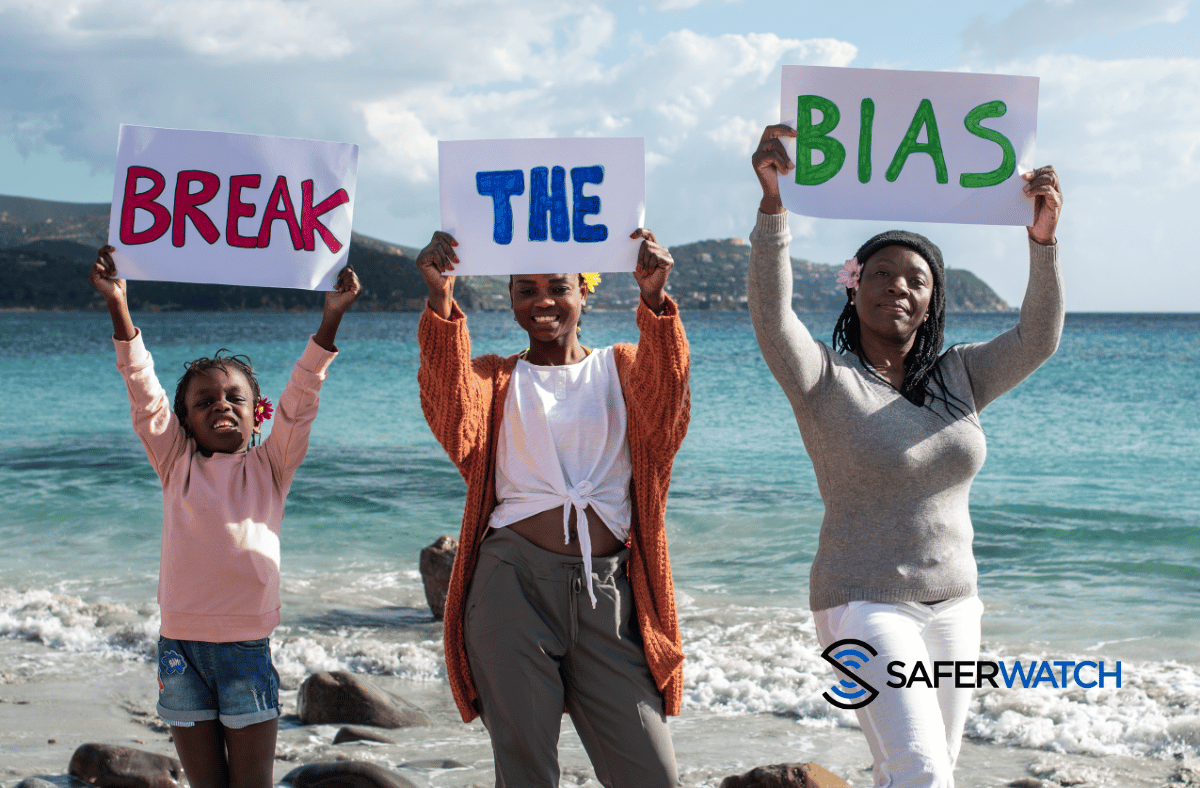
[89,245,361,788]
[415,229,690,788]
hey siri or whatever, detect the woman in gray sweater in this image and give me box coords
[748,124,1064,788]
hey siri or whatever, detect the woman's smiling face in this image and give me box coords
[854,245,934,347]
[509,273,587,344]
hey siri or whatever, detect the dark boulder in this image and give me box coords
[283,761,417,788]
[419,536,457,621]
[297,671,428,728]
[333,726,396,745]
[67,743,182,788]
[720,762,852,788]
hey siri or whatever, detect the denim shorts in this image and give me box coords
[156,636,281,729]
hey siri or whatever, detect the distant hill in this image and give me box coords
[0,196,493,312]
[0,194,1010,312]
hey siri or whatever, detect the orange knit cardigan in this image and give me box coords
[418,297,691,723]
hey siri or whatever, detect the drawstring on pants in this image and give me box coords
[568,564,585,643]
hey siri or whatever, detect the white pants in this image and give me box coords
[813,596,983,788]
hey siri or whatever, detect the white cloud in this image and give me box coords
[1032,54,1200,181]
[962,0,1191,61]
[346,26,855,242]
[6,0,1198,308]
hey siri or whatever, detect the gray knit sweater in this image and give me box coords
[747,211,1064,611]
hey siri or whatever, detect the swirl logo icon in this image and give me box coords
[821,639,880,709]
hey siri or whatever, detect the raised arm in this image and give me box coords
[89,246,187,476]
[959,166,1066,409]
[621,229,690,459]
[261,266,358,479]
[413,231,493,469]
[746,126,829,403]
[89,246,136,341]
[313,265,362,351]
[415,230,458,320]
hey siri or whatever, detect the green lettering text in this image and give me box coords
[795,95,846,185]
[858,98,874,183]
[886,98,948,184]
[959,100,1016,188]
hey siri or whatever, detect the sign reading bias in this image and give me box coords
[779,66,1039,226]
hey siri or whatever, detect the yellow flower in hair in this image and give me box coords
[580,272,601,293]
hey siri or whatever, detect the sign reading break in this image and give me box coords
[107,125,358,290]
[779,66,1039,226]
[439,137,645,276]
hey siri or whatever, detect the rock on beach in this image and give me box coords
[419,536,457,621]
[297,671,429,728]
[720,762,853,788]
[67,743,182,788]
[283,761,418,788]
[332,726,396,745]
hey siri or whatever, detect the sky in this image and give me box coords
[1,0,1196,312]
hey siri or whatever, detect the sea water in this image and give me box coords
[1,309,1197,773]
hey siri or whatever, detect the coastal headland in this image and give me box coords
[0,194,1011,314]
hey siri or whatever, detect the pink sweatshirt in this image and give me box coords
[115,331,336,642]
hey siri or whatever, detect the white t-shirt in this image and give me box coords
[488,346,632,605]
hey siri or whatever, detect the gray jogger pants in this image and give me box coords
[463,527,679,788]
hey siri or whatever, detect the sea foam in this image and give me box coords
[3,585,1198,761]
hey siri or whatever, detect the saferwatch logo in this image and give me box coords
[821,639,880,710]
[820,638,1123,709]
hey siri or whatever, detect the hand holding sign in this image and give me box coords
[89,245,135,342]
[313,265,362,352]
[1023,166,1062,245]
[632,228,673,314]
[415,231,459,320]
[751,124,799,216]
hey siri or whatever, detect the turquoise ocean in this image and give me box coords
[1,307,1198,779]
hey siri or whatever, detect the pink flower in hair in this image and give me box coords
[837,257,862,290]
[254,398,274,426]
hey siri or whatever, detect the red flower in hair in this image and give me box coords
[254,398,274,426]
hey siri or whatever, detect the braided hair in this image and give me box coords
[173,350,263,442]
[831,230,968,419]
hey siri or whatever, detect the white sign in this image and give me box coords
[779,66,1039,226]
[438,137,645,276]
[107,125,358,290]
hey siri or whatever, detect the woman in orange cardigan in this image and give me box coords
[415,228,690,788]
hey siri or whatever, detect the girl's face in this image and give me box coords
[509,273,587,345]
[182,365,260,455]
[854,245,934,347]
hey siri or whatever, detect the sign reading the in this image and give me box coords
[108,125,358,290]
[779,66,1039,226]
[438,137,645,276]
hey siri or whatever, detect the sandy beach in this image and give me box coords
[1,636,1188,788]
